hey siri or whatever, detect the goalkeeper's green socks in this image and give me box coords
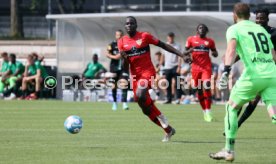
[272,115,276,124]
[224,103,238,151]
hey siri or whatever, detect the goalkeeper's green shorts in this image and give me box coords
[230,77,276,107]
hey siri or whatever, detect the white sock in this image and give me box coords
[157,114,169,128]
[205,109,211,114]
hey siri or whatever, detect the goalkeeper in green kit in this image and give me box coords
[209,3,276,162]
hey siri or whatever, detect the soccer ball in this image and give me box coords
[64,115,83,134]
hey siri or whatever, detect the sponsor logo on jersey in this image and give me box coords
[125,46,150,57]
[251,57,274,63]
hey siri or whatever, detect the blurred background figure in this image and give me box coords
[82,54,106,80]
[162,32,182,104]
[0,52,10,95]
[0,53,25,100]
[153,51,166,101]
[21,54,48,100]
[106,30,129,111]
[185,24,218,122]
[211,62,220,102]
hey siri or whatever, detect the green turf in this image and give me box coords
[0,100,275,164]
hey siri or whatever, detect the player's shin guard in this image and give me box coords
[203,90,212,110]
[112,88,117,102]
[197,93,206,110]
[138,96,172,133]
[122,88,128,102]
[224,103,238,151]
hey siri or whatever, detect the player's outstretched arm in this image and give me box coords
[157,41,183,58]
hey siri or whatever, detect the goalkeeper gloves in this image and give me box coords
[218,65,231,90]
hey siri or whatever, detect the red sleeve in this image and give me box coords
[117,38,124,51]
[144,32,160,45]
[185,37,192,48]
[209,38,216,50]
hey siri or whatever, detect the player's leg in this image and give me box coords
[1,76,19,99]
[111,74,118,111]
[238,95,261,128]
[134,79,175,142]
[8,76,18,88]
[192,71,207,118]
[261,78,276,124]
[21,77,30,98]
[174,68,182,104]
[0,77,6,94]
[33,76,43,99]
[210,78,258,162]
[121,72,129,110]
[164,69,173,103]
[202,70,213,122]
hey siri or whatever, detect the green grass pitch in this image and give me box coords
[0,100,275,164]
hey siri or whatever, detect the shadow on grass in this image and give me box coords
[172,140,224,144]
[238,137,276,140]
[88,146,107,149]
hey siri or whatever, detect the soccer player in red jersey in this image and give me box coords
[185,24,218,122]
[118,16,189,142]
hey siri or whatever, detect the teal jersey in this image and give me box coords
[28,62,48,78]
[1,61,9,73]
[9,61,25,75]
[84,62,104,78]
[226,20,276,79]
[28,64,37,76]
[34,60,48,78]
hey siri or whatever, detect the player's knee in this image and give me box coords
[22,77,28,83]
[136,89,146,102]
[141,107,150,116]
[197,89,203,95]
[228,99,242,110]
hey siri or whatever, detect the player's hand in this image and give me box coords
[184,55,192,64]
[120,51,128,60]
[218,72,229,90]
[176,66,181,74]
[212,53,218,58]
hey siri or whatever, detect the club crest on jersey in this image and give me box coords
[204,41,209,46]
[136,39,142,46]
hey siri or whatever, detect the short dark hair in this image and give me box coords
[126,16,137,24]
[1,52,8,57]
[116,29,124,35]
[234,2,250,19]
[255,8,270,17]
[31,52,39,60]
[196,24,209,33]
[167,32,175,37]
[9,53,16,59]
